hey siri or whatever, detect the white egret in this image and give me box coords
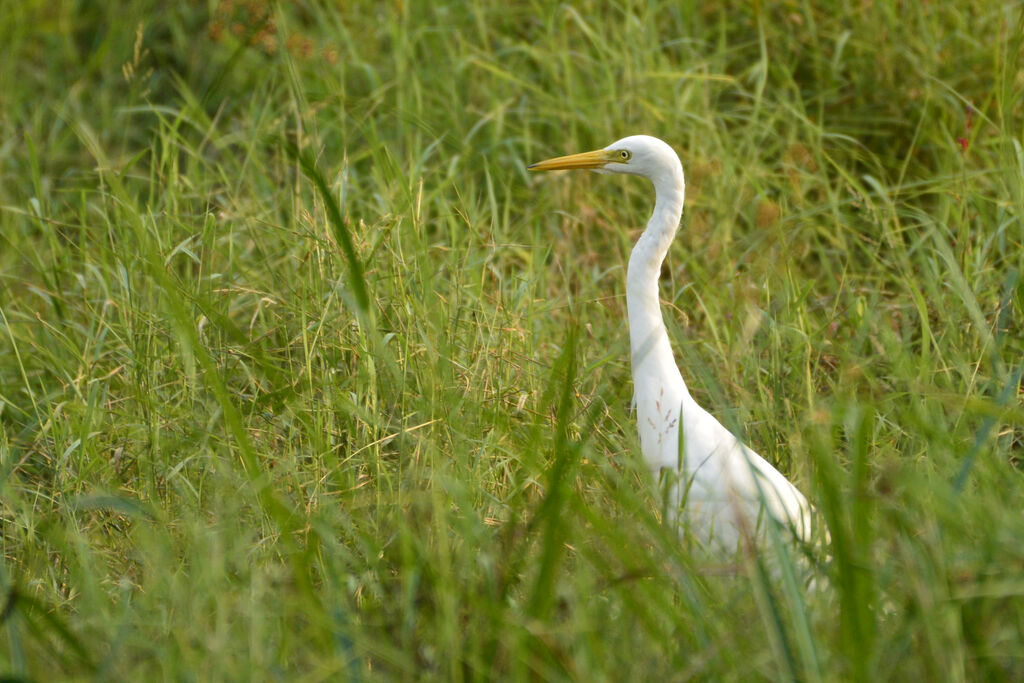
[529,135,814,549]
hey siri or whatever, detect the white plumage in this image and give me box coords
[530,135,814,548]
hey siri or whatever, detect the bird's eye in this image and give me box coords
[619,150,631,161]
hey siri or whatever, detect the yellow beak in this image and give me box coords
[528,148,616,171]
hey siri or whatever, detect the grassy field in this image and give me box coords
[1,0,1023,679]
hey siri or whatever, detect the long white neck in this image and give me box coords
[625,161,686,387]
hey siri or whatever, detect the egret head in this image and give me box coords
[528,135,682,184]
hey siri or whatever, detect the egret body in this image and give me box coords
[529,135,813,548]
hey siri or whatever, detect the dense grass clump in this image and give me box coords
[1,1,1023,679]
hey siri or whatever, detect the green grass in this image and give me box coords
[1,0,1023,679]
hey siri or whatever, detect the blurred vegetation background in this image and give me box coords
[1,1,1023,680]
